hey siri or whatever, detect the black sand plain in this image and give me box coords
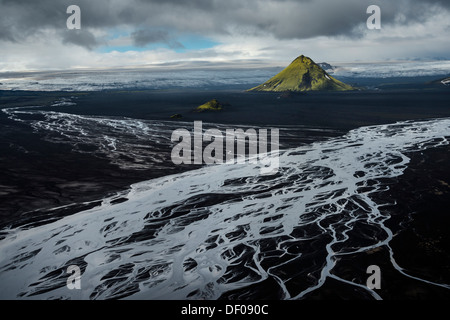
[0,78,449,299]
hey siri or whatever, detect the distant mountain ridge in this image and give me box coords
[248,55,354,92]
[317,62,335,72]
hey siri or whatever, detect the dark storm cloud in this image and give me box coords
[131,29,171,47]
[425,0,450,9]
[0,0,449,49]
[62,29,102,50]
[131,29,184,49]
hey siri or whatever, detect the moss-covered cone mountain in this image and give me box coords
[248,55,354,92]
[195,99,226,112]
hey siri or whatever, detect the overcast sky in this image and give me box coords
[1,0,449,71]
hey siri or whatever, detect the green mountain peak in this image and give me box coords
[248,55,354,92]
[195,99,225,112]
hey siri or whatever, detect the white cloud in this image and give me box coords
[0,0,449,71]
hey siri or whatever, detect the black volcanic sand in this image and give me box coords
[1,87,449,221]
[1,87,450,299]
[384,146,450,298]
[0,119,197,231]
[37,88,450,129]
[303,145,450,300]
[220,146,450,300]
